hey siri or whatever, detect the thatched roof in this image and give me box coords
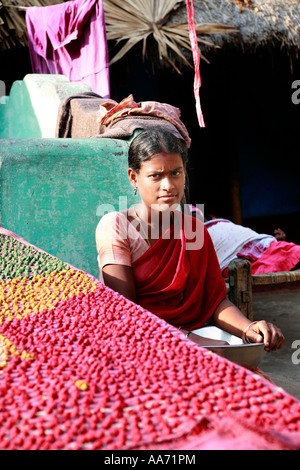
[169,0,300,54]
[0,0,299,63]
[103,0,239,72]
[104,0,300,71]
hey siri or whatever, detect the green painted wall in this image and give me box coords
[0,74,91,139]
[0,79,41,138]
[0,138,136,278]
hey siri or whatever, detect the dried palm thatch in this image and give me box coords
[169,0,300,54]
[103,0,237,72]
[1,0,299,61]
[104,0,300,70]
[0,0,63,51]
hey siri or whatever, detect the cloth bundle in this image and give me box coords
[56,93,191,148]
[96,94,191,147]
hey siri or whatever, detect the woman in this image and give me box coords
[96,129,284,352]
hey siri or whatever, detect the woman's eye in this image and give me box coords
[149,170,182,179]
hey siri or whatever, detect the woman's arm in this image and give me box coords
[101,257,284,352]
[213,298,284,351]
[102,264,137,302]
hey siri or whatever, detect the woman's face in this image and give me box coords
[128,152,186,215]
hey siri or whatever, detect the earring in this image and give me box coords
[134,186,137,195]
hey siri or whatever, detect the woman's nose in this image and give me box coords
[161,176,173,190]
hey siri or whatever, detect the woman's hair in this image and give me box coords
[128,128,188,172]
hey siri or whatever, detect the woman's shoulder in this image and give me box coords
[96,211,129,238]
[97,210,128,224]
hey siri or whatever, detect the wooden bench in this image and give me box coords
[226,259,300,320]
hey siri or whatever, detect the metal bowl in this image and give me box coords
[192,326,266,368]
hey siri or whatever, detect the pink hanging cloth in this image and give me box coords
[186,0,205,127]
[25,0,110,98]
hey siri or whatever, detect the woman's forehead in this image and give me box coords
[140,152,184,170]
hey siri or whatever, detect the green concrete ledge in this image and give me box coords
[0,138,135,278]
[0,74,91,139]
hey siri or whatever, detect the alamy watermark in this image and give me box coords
[291,80,300,105]
[96,197,205,250]
[0,80,5,97]
[291,340,300,365]
[0,80,6,104]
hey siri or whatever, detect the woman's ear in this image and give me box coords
[128,168,137,188]
[183,163,187,183]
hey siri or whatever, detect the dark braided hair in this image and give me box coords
[128,128,188,172]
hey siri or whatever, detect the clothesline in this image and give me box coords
[1,4,28,9]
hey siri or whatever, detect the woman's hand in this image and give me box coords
[244,320,285,352]
[213,299,285,353]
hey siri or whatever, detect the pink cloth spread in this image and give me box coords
[206,219,300,276]
[205,219,275,273]
[26,0,110,97]
[251,240,300,274]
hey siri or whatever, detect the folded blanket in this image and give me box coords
[96,94,191,147]
[56,93,191,146]
[55,92,107,138]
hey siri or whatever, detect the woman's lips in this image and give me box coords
[158,195,176,201]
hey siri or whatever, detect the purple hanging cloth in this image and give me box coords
[26,0,110,98]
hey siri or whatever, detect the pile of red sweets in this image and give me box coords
[0,232,300,450]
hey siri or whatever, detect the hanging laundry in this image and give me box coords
[186,0,205,128]
[26,0,110,98]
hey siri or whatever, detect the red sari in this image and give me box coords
[132,212,226,330]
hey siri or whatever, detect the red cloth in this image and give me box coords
[132,213,226,330]
[251,240,300,274]
[186,0,205,128]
